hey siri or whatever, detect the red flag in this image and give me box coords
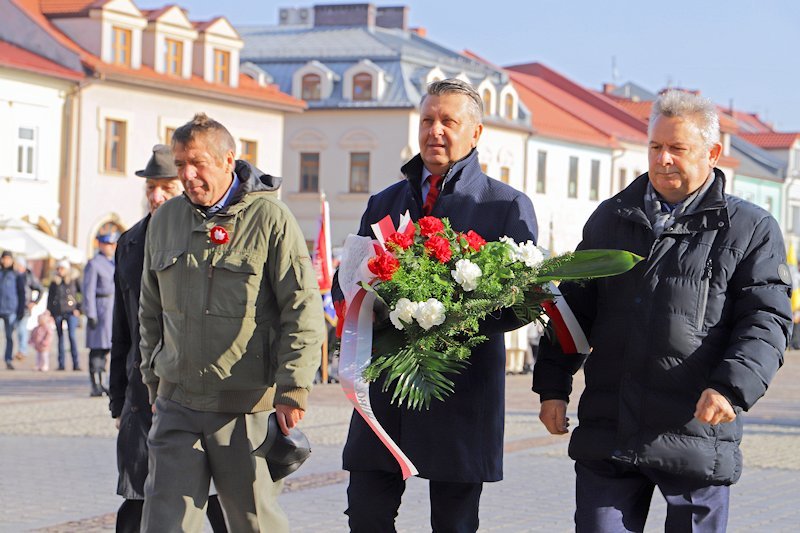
[313,195,336,325]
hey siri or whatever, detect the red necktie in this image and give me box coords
[423,174,443,215]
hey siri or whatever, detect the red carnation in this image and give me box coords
[464,230,486,251]
[424,235,452,263]
[387,231,413,250]
[368,253,400,281]
[418,216,445,237]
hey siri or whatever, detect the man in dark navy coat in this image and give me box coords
[109,145,227,533]
[340,79,538,532]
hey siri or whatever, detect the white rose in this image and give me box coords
[451,259,482,292]
[389,298,418,330]
[516,240,544,268]
[412,298,446,331]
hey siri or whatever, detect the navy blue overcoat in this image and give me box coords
[340,149,538,482]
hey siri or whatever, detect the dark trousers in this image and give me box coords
[1,314,17,363]
[346,470,483,533]
[116,495,228,533]
[54,313,79,369]
[575,459,730,533]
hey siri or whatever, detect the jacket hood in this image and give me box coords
[234,159,282,196]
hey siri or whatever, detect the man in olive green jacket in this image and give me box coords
[139,113,325,532]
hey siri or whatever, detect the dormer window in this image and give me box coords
[504,93,514,120]
[499,84,519,120]
[112,27,132,66]
[213,49,230,84]
[165,38,183,76]
[352,73,373,101]
[302,73,321,100]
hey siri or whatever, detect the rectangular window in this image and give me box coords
[349,152,370,193]
[568,156,578,198]
[240,139,257,166]
[164,127,175,144]
[500,166,510,184]
[112,27,132,66]
[165,38,183,76]
[618,168,627,192]
[589,159,600,201]
[16,127,36,178]
[300,152,319,192]
[480,163,488,174]
[536,150,547,194]
[104,119,126,173]
[213,49,230,84]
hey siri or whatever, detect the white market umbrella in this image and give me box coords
[0,218,85,264]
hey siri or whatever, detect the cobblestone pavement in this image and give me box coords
[1,348,798,532]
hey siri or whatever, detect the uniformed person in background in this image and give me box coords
[83,231,117,396]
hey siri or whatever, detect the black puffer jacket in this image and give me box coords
[533,170,791,485]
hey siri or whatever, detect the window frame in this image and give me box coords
[104,118,127,174]
[301,73,322,101]
[536,150,547,194]
[500,166,510,184]
[299,152,320,193]
[239,139,258,166]
[352,72,373,101]
[112,26,132,67]
[349,152,370,193]
[504,93,514,120]
[568,156,579,199]
[589,159,600,201]
[165,38,183,76]
[15,126,37,179]
[213,49,230,84]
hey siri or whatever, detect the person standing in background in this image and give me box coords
[47,260,81,371]
[0,250,25,370]
[83,233,117,395]
[14,257,43,361]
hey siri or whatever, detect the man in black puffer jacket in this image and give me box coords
[533,90,791,532]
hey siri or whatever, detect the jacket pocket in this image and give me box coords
[150,250,185,312]
[206,252,264,318]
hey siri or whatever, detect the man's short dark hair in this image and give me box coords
[421,78,483,124]
[172,113,236,162]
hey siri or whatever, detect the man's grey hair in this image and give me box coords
[649,90,720,147]
[421,78,483,124]
[172,113,236,162]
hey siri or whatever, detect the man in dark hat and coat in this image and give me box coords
[109,144,227,532]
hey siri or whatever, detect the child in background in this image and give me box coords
[30,311,54,371]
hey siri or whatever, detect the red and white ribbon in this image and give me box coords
[542,281,590,354]
[338,215,419,479]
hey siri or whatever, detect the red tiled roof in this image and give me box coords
[739,132,800,149]
[727,110,774,133]
[141,5,176,21]
[717,154,740,169]
[508,66,648,146]
[603,93,739,134]
[39,0,107,16]
[0,39,83,80]
[12,0,303,111]
[193,17,224,32]
[511,73,617,148]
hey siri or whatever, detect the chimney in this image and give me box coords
[314,3,376,28]
[376,6,408,30]
[602,83,616,94]
[409,26,426,37]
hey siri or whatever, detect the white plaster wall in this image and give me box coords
[525,137,614,254]
[73,82,286,254]
[479,125,528,193]
[0,70,70,228]
[283,109,416,247]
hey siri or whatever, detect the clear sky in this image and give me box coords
[141,0,800,131]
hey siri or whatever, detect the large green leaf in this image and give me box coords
[534,249,642,282]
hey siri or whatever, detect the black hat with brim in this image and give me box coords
[135,144,178,178]
[252,412,312,481]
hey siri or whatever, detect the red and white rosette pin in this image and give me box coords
[210,225,230,245]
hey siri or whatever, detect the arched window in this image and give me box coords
[302,73,321,100]
[504,93,514,120]
[352,73,373,101]
[482,89,493,115]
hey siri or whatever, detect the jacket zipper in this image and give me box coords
[205,264,215,315]
[696,258,712,330]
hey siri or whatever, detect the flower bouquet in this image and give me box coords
[341,215,642,411]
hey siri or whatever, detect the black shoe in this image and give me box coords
[73,367,82,371]
[5,362,14,370]
[90,389,103,397]
[57,366,66,371]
